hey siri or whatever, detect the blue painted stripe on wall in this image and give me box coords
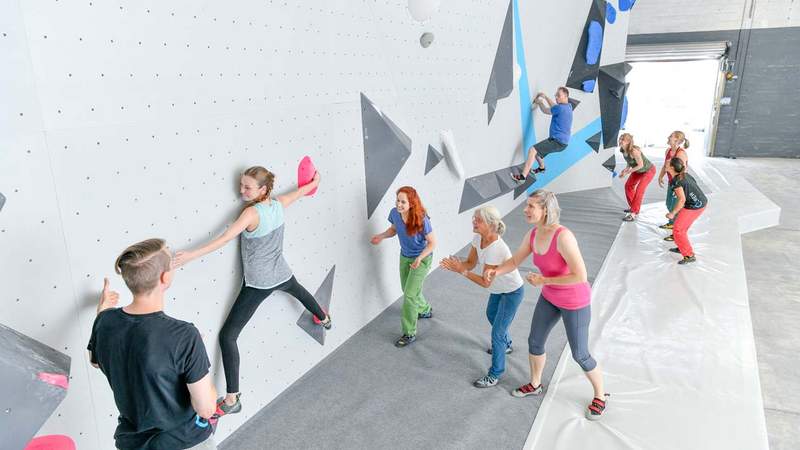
[526,118,603,193]
[513,0,536,151]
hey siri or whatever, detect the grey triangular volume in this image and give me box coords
[0,192,5,212]
[425,145,444,175]
[602,154,616,172]
[296,266,336,346]
[565,0,607,90]
[360,93,412,219]
[598,66,628,148]
[483,0,514,125]
[568,97,581,110]
[458,163,535,213]
[586,132,602,152]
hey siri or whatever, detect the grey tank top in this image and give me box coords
[240,200,293,289]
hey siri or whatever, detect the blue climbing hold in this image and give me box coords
[619,0,636,12]
[606,3,617,24]
[585,21,603,65]
[582,79,596,93]
[621,95,629,129]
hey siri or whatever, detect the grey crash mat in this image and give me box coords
[221,188,624,450]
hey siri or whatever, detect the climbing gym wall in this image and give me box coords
[0,1,630,447]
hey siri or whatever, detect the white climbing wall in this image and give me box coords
[0,1,630,447]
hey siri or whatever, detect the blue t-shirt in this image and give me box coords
[549,103,573,145]
[388,208,433,258]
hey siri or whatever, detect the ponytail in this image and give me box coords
[670,157,687,179]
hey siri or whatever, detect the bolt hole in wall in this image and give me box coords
[624,59,722,159]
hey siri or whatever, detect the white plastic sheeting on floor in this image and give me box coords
[524,158,778,450]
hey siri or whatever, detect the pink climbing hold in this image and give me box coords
[24,435,76,450]
[297,156,318,196]
[37,372,69,390]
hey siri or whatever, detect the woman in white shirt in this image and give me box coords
[440,205,525,388]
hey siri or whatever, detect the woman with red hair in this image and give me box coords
[371,186,437,347]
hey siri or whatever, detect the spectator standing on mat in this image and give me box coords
[88,239,219,449]
[173,166,330,417]
[371,186,437,348]
[618,133,656,222]
[657,131,690,236]
[485,190,609,421]
[512,87,574,182]
[439,205,525,388]
[665,158,708,265]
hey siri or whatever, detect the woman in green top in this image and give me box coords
[618,133,655,222]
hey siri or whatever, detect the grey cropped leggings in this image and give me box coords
[528,294,597,372]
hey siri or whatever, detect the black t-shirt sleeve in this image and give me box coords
[177,325,211,384]
[87,310,110,364]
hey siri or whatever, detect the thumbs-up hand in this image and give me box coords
[98,277,120,314]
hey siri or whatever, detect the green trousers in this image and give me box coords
[399,254,432,336]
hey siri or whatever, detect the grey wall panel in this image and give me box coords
[628,26,800,158]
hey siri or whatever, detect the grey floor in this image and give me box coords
[712,158,800,450]
[220,188,625,450]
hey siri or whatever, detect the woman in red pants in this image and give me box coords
[665,157,708,265]
[618,133,655,222]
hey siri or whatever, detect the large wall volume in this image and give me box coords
[0,1,629,447]
[629,0,800,158]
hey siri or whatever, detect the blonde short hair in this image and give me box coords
[529,190,561,226]
[114,238,171,295]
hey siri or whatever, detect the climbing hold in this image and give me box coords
[619,0,636,12]
[606,3,617,24]
[586,21,603,65]
[621,95,629,129]
[582,79,596,93]
[420,32,434,48]
[408,0,441,22]
[297,156,318,196]
[440,129,465,179]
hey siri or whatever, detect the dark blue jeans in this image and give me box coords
[486,285,525,378]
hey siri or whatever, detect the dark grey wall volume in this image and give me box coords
[628,27,800,158]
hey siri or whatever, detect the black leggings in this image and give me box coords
[219,276,327,393]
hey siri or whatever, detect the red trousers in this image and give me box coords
[624,166,656,214]
[674,206,706,257]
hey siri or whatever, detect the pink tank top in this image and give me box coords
[530,227,591,310]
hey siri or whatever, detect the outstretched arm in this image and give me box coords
[277,172,320,208]
[370,225,397,244]
[667,187,686,218]
[173,207,257,267]
[485,229,532,284]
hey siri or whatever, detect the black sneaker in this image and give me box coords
[669,247,681,253]
[510,172,526,183]
[659,222,674,230]
[395,335,416,348]
[533,167,546,174]
[663,234,674,242]
[585,393,610,421]
[215,393,242,417]
[487,345,513,355]
[678,255,696,265]
[622,213,636,222]
[418,308,433,319]
[623,208,631,213]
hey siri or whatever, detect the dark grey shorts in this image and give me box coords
[532,138,568,157]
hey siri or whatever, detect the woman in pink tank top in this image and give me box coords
[485,190,609,420]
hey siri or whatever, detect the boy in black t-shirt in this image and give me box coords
[665,159,708,265]
[88,239,218,449]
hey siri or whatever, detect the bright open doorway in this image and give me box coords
[623,59,722,159]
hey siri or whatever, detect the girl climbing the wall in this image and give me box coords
[617,133,655,222]
[485,190,609,420]
[173,166,330,416]
[665,158,708,265]
[370,186,437,348]
[657,131,690,238]
[439,205,525,388]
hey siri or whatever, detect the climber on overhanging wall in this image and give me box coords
[173,166,330,417]
[485,190,610,421]
[657,130,690,237]
[512,87,574,182]
[617,133,655,222]
[439,205,525,389]
[370,186,436,348]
